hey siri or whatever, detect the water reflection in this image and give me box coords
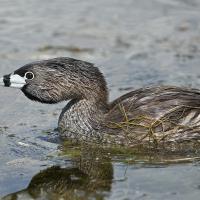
[2,143,200,200]
[2,146,113,200]
[2,142,200,200]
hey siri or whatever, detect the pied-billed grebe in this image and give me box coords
[1,57,200,146]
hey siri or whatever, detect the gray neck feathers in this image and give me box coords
[58,98,108,141]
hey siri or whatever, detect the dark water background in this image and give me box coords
[0,0,200,199]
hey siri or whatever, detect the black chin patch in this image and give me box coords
[3,74,11,87]
[21,85,58,104]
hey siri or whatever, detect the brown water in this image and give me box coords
[0,0,200,199]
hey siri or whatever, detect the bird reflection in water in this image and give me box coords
[2,146,113,200]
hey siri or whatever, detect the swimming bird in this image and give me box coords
[1,57,200,146]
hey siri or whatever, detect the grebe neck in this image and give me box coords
[58,97,109,140]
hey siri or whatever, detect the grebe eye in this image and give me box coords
[25,72,34,80]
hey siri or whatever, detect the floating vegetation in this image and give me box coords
[0,126,8,133]
[59,140,200,166]
[38,45,94,53]
[59,140,82,158]
[118,87,135,91]
[107,103,200,149]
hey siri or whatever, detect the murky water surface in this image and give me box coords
[0,0,200,199]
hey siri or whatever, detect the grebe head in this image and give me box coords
[0,57,108,104]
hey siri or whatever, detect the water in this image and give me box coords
[0,0,200,199]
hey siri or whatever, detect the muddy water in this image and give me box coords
[0,0,200,199]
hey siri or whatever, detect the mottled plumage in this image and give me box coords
[1,57,200,146]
